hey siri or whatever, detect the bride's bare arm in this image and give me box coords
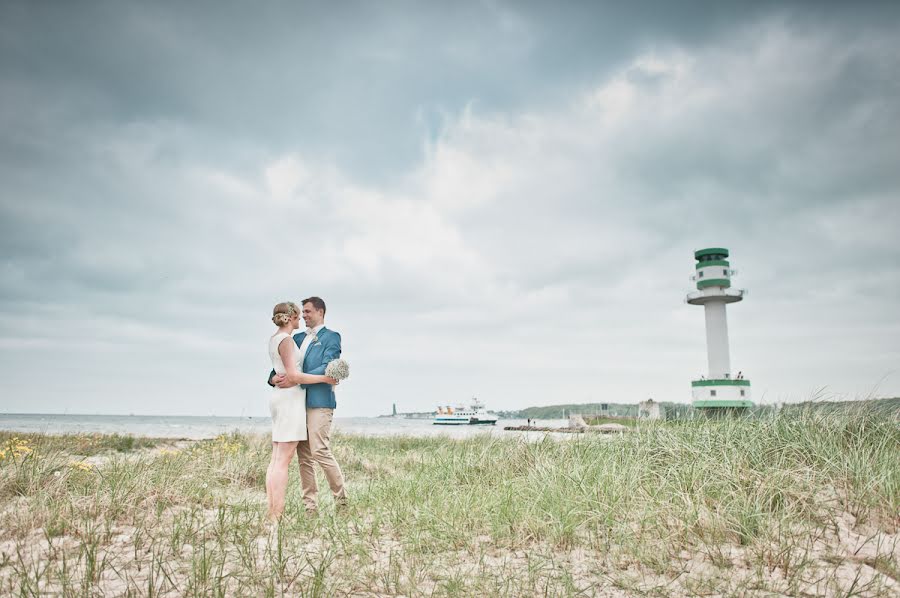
[277,338,337,386]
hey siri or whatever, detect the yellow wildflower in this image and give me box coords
[1,437,34,460]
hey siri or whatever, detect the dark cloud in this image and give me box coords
[1,1,899,415]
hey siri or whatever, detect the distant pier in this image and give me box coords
[505,415,628,434]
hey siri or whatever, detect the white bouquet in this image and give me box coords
[325,358,350,382]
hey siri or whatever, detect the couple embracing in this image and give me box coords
[266,296,346,520]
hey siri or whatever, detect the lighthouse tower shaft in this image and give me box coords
[686,247,752,411]
[704,301,731,379]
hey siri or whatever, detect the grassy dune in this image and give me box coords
[1,410,898,596]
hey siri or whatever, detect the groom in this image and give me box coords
[268,296,347,512]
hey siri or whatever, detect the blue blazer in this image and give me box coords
[267,327,342,409]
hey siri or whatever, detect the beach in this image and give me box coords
[1,411,898,596]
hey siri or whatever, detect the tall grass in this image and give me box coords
[0,410,897,596]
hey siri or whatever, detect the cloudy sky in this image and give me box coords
[1,1,898,417]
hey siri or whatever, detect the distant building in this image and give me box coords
[638,399,664,420]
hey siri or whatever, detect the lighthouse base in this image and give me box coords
[691,379,753,412]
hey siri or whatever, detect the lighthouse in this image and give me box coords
[686,248,752,412]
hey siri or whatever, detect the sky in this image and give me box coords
[1,1,899,417]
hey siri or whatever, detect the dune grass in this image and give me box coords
[0,409,898,596]
[0,432,161,457]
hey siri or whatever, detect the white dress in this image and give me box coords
[268,332,308,442]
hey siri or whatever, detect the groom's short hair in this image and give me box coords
[302,296,326,315]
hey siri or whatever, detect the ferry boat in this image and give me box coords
[433,398,499,425]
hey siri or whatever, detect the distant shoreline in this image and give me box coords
[0,414,568,441]
[379,396,900,420]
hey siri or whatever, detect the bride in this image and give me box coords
[267,301,336,520]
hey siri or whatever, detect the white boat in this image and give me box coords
[433,398,499,425]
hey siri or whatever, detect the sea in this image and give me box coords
[0,413,570,441]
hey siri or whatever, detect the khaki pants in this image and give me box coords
[296,408,346,510]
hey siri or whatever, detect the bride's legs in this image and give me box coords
[266,443,277,513]
[267,441,299,520]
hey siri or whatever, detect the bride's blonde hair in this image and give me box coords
[272,302,299,327]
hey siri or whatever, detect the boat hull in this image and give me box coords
[433,418,469,425]
[433,417,498,426]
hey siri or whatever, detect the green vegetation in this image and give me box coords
[509,397,900,421]
[507,401,694,420]
[1,410,898,596]
[779,396,900,418]
[503,402,638,419]
[0,431,160,456]
[581,416,637,427]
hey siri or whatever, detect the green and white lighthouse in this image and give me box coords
[687,248,753,413]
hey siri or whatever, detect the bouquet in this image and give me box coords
[325,358,350,382]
